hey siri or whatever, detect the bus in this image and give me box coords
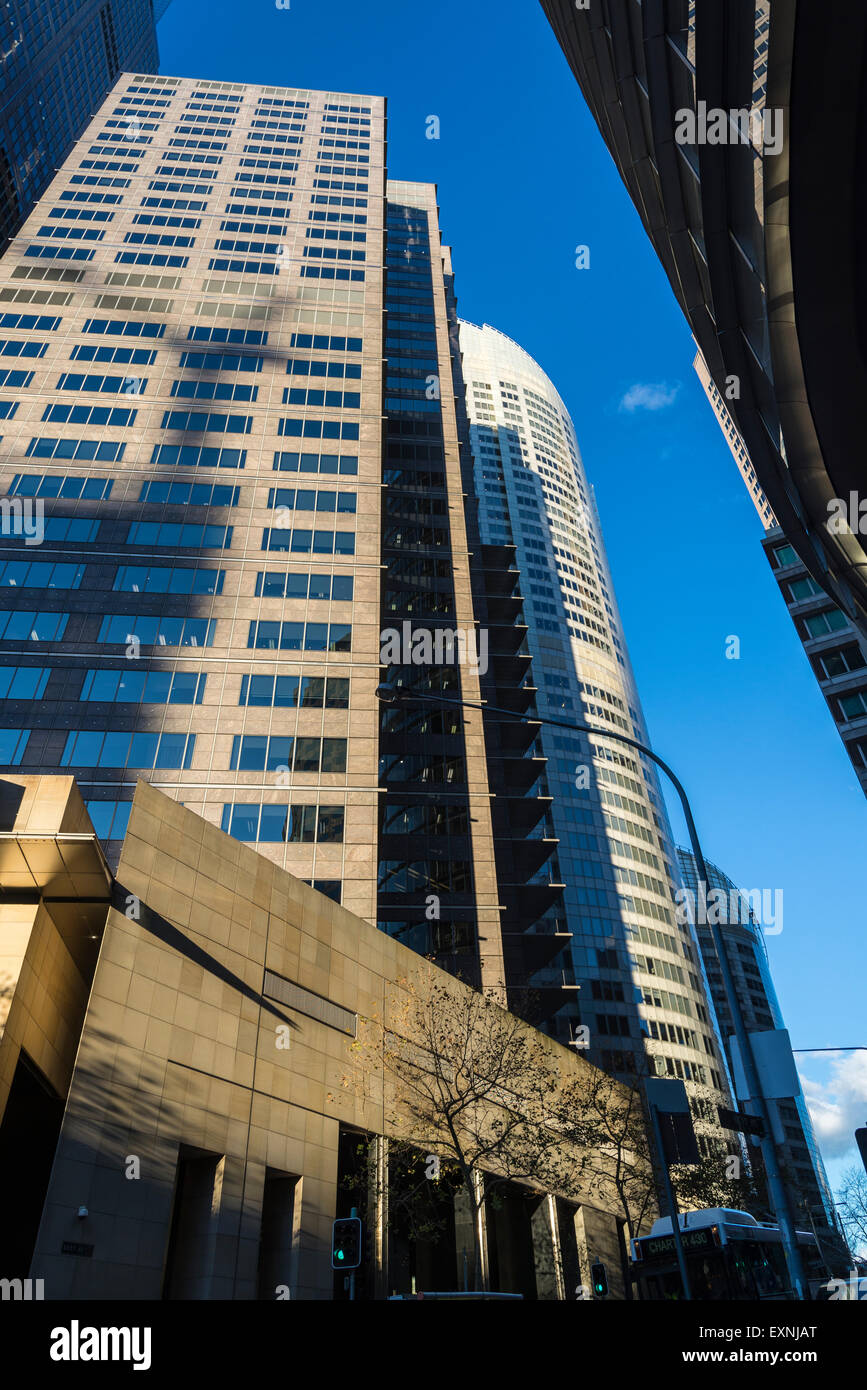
[631,1208,824,1300]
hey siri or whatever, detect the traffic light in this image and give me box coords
[856,1126,867,1178]
[331,1216,362,1270]
[590,1261,609,1298]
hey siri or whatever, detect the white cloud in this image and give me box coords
[799,1051,867,1159]
[618,381,681,413]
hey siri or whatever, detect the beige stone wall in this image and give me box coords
[28,779,651,1298]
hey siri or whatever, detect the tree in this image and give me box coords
[339,975,589,1291]
[553,1059,765,1241]
[836,1165,867,1260]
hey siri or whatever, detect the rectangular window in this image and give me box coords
[0,729,30,764]
[272,451,357,475]
[0,611,69,640]
[247,621,351,651]
[161,410,252,434]
[113,565,224,594]
[150,443,246,469]
[220,802,343,844]
[239,674,348,708]
[98,615,215,647]
[8,473,113,498]
[267,488,356,513]
[80,670,205,704]
[0,667,50,699]
[61,729,195,769]
[278,419,359,440]
[253,572,353,601]
[126,521,232,548]
[0,560,83,588]
[261,529,355,555]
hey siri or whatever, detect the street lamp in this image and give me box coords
[376,683,810,1298]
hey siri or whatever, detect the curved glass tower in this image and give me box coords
[459,320,731,1149]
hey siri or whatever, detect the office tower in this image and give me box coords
[542,1,867,641]
[0,0,166,246]
[764,536,867,798]
[693,350,776,530]
[0,72,387,925]
[694,349,867,799]
[0,74,553,1017]
[458,320,732,1149]
[676,848,840,1244]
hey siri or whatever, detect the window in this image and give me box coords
[70,344,156,365]
[220,802,343,844]
[272,451,357,475]
[287,358,361,380]
[0,560,83,588]
[253,572,352,601]
[83,317,165,338]
[42,403,137,427]
[230,733,345,778]
[126,522,232,548]
[0,729,30,764]
[113,565,224,594]
[57,372,148,393]
[7,473,113,499]
[62,730,195,769]
[0,667,50,699]
[247,621,351,651]
[278,419,359,440]
[267,488,356,513]
[813,643,866,680]
[178,351,262,372]
[261,528,355,555]
[0,611,69,640]
[803,609,848,639]
[0,338,47,358]
[150,443,246,469]
[186,325,268,345]
[289,332,362,352]
[239,674,348,708]
[138,481,238,506]
[171,379,257,402]
[787,576,823,601]
[80,670,205,704]
[772,543,799,568]
[838,690,867,721]
[98,615,215,647]
[161,410,252,434]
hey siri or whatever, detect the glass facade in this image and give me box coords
[460,321,732,1147]
[0,0,164,245]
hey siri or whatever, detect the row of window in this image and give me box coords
[220,802,343,843]
[230,734,346,773]
[61,730,195,769]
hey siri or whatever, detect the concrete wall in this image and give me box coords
[28,779,650,1298]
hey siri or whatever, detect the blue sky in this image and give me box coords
[157,0,867,1207]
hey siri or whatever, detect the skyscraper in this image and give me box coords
[693,348,867,801]
[0,71,733,1154]
[0,73,556,1020]
[542,0,867,641]
[0,0,166,246]
[676,848,840,1244]
[0,71,386,924]
[459,321,732,1149]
